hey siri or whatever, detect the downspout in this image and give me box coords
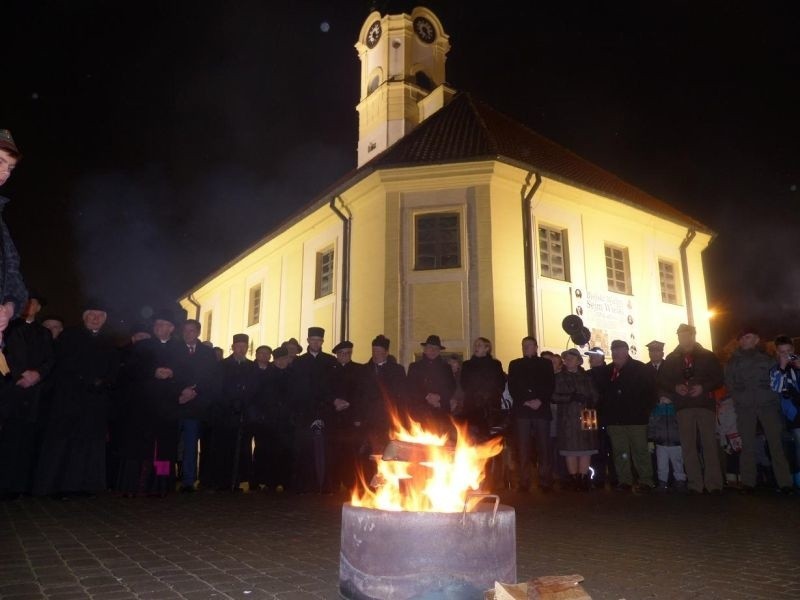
[679,227,697,325]
[521,172,542,337]
[329,195,352,341]
[187,293,201,321]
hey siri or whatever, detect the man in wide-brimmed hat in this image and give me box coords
[406,334,455,433]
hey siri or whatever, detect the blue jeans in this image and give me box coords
[514,417,552,488]
[180,419,201,487]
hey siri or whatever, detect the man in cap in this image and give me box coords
[406,334,456,433]
[508,336,556,492]
[288,327,337,492]
[359,335,407,476]
[724,327,793,494]
[0,130,28,340]
[658,324,724,494]
[205,333,258,491]
[645,341,666,373]
[33,301,119,497]
[596,340,656,492]
[328,340,363,491]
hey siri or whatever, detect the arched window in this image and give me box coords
[368,75,380,95]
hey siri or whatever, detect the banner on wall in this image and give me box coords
[572,289,639,358]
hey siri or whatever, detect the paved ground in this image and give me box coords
[1,487,798,600]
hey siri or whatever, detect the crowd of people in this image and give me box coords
[1,296,799,501]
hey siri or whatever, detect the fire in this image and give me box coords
[351,410,503,513]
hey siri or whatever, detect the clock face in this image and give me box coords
[366,20,382,48]
[413,16,436,43]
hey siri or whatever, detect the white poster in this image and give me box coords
[574,289,640,358]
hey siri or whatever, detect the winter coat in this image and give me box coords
[658,343,723,411]
[508,355,555,421]
[551,367,599,452]
[460,354,506,436]
[0,196,27,313]
[724,348,779,411]
[596,358,656,426]
[406,356,455,428]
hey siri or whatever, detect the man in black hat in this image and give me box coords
[0,129,28,339]
[508,336,556,492]
[359,335,407,475]
[33,302,119,497]
[288,326,337,493]
[658,324,724,494]
[327,340,363,491]
[406,334,456,433]
[205,333,258,491]
[596,340,656,492]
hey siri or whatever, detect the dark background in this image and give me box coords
[2,1,798,348]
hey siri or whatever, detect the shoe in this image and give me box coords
[275,484,285,493]
[655,481,669,493]
[614,483,632,492]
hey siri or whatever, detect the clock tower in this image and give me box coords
[355,7,454,168]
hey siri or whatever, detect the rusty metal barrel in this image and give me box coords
[339,499,516,600]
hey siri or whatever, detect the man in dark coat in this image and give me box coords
[508,336,556,492]
[406,334,455,433]
[460,337,506,442]
[33,303,119,497]
[658,324,725,494]
[0,296,55,499]
[288,326,337,493]
[253,346,293,491]
[204,333,259,491]
[596,339,656,492]
[360,335,407,457]
[173,319,219,492]
[327,340,363,491]
[0,130,28,342]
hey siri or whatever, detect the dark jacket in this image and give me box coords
[551,367,598,451]
[218,356,259,427]
[596,358,656,426]
[647,403,681,446]
[172,342,220,421]
[508,355,555,420]
[460,354,506,435]
[724,348,778,411]
[1,320,54,423]
[0,196,27,313]
[329,360,364,429]
[288,350,337,426]
[658,343,723,411]
[407,355,455,427]
[360,358,407,451]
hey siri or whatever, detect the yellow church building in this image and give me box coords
[179,6,714,366]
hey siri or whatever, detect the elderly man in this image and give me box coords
[659,324,724,494]
[0,130,28,338]
[407,334,456,433]
[726,327,793,494]
[328,340,363,491]
[33,301,119,497]
[597,340,656,492]
[645,340,666,373]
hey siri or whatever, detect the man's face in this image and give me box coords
[522,339,538,358]
[182,323,200,345]
[336,348,352,365]
[42,319,64,339]
[648,347,664,363]
[371,345,388,364]
[23,298,42,320]
[0,149,18,187]
[473,339,490,357]
[274,355,290,369]
[588,354,604,368]
[307,336,323,353]
[153,319,174,342]
[776,343,795,362]
[677,331,696,352]
[83,310,107,331]
[422,344,440,360]
[255,348,272,364]
[738,333,759,351]
[611,346,629,366]
[231,341,248,358]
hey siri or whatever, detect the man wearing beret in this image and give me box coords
[288,327,337,493]
[658,324,724,494]
[328,340,363,491]
[0,130,28,341]
[725,327,793,494]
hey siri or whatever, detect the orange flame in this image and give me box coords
[351,408,503,513]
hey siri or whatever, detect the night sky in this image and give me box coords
[2,1,798,348]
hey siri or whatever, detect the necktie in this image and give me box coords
[611,366,619,381]
[189,345,195,355]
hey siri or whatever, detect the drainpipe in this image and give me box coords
[187,293,201,321]
[329,195,352,342]
[679,227,697,325]
[521,172,542,337]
